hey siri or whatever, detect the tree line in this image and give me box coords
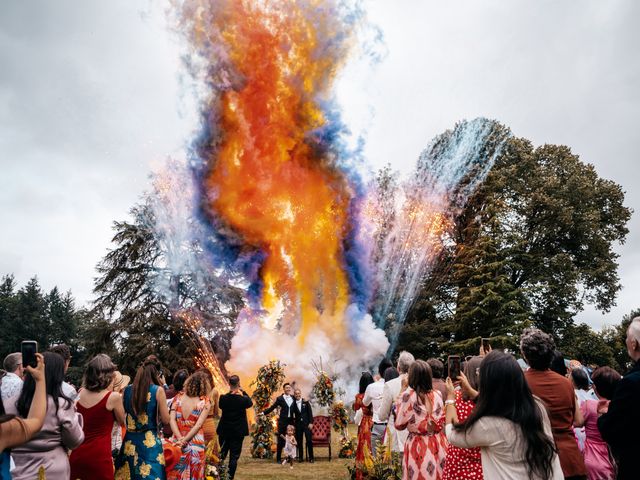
[1,122,634,378]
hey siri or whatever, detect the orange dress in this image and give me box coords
[354,393,374,480]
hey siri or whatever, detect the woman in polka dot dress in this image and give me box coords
[442,356,484,480]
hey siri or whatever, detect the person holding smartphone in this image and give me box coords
[0,353,46,479]
[217,375,253,480]
[5,351,85,480]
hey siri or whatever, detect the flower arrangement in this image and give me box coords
[347,436,402,480]
[331,401,349,434]
[338,435,356,458]
[312,371,335,407]
[249,360,286,459]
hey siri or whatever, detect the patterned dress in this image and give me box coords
[395,388,447,480]
[354,393,374,480]
[115,384,166,480]
[167,393,210,480]
[442,390,483,480]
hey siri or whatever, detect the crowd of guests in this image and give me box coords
[353,319,640,480]
[0,317,639,480]
[0,346,255,480]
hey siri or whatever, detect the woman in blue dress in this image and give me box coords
[116,355,171,480]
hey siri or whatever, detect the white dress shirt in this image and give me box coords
[378,374,409,452]
[363,378,386,424]
[1,372,23,403]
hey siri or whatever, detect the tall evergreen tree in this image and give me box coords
[14,277,49,351]
[0,275,18,358]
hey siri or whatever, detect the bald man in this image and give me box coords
[598,317,640,480]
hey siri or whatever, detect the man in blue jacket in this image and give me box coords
[598,317,640,480]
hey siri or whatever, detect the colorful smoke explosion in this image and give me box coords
[153,0,510,389]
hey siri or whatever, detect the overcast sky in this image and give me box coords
[1,1,638,330]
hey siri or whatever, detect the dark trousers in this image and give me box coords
[276,419,295,462]
[296,424,314,461]
[220,433,244,479]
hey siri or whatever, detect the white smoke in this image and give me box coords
[226,303,389,404]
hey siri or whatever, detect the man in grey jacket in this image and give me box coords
[378,351,415,452]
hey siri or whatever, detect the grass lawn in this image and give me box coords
[233,425,356,480]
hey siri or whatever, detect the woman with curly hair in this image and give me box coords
[70,354,125,480]
[521,328,587,480]
[167,371,211,480]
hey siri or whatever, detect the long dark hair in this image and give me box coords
[358,372,374,394]
[132,355,163,415]
[17,352,72,417]
[408,359,433,398]
[456,351,556,480]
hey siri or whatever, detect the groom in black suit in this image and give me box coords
[294,388,315,462]
[262,382,299,462]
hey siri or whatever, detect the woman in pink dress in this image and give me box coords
[395,360,447,480]
[581,367,621,480]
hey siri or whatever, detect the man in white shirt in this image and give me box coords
[262,383,300,462]
[363,357,393,454]
[1,352,24,404]
[378,350,415,453]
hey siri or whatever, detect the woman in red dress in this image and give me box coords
[354,372,375,480]
[70,354,125,480]
[442,356,484,480]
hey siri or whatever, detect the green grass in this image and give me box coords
[233,426,356,480]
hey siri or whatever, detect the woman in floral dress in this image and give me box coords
[168,371,211,480]
[353,372,374,480]
[395,360,447,480]
[115,355,171,480]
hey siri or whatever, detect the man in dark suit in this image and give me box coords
[598,317,640,480]
[217,375,253,480]
[293,387,314,462]
[262,382,299,462]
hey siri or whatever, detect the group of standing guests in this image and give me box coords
[353,319,640,480]
[0,347,255,480]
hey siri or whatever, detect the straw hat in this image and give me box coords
[112,371,131,392]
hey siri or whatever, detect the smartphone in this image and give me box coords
[448,355,461,381]
[482,338,491,351]
[21,340,38,369]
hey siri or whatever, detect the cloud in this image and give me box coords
[1,0,638,330]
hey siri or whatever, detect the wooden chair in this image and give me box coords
[308,415,332,460]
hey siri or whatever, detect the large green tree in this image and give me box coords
[396,132,631,356]
[92,199,244,376]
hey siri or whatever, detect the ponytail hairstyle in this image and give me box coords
[456,351,556,480]
[131,355,163,415]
